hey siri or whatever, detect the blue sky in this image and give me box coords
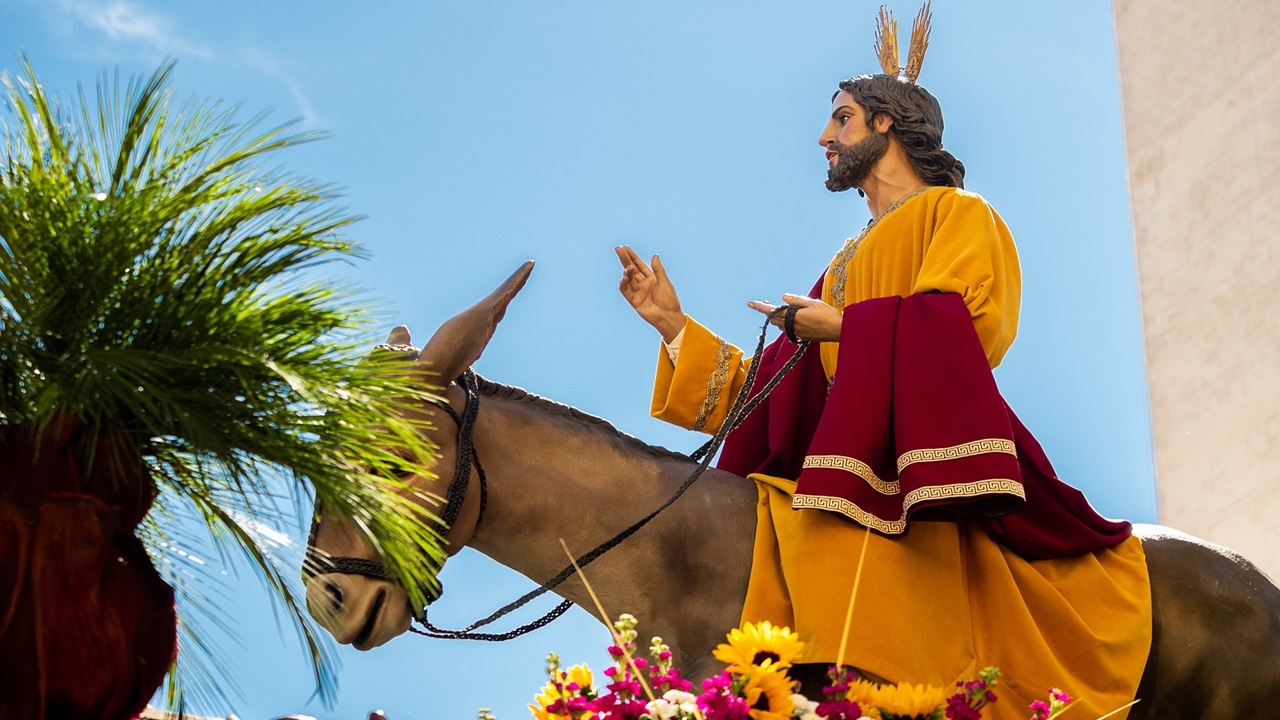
[1,2,1156,719]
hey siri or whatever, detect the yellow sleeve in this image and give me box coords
[911,191,1022,367]
[650,316,751,434]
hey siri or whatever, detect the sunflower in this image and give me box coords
[843,679,884,719]
[562,664,595,693]
[740,668,798,720]
[529,685,570,720]
[712,620,805,675]
[529,664,596,720]
[860,680,949,719]
[845,678,881,707]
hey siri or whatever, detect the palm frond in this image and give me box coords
[0,57,446,708]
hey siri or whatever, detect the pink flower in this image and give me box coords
[822,664,857,701]
[944,667,999,718]
[814,699,863,720]
[591,692,647,720]
[822,681,850,697]
[648,666,693,695]
[697,672,750,720]
[944,693,981,720]
[604,676,644,699]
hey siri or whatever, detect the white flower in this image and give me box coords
[650,686,701,712]
[645,686,706,712]
[790,692,822,720]
[665,690,699,712]
[646,690,700,720]
[790,693,819,714]
[645,698,679,720]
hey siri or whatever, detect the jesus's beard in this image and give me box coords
[824,131,889,193]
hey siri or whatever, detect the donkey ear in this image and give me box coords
[417,261,534,383]
[385,325,412,345]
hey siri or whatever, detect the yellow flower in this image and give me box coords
[529,685,568,720]
[859,680,949,718]
[562,664,594,691]
[740,669,797,720]
[845,678,876,704]
[529,664,595,720]
[844,679,884,719]
[712,620,804,674]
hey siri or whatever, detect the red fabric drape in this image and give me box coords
[0,416,176,720]
[717,290,1130,560]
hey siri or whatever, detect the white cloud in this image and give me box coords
[240,47,323,129]
[52,0,214,60]
[35,0,320,127]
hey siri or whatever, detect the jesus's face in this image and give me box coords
[819,91,888,192]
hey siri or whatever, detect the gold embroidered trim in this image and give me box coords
[802,454,899,495]
[691,339,732,432]
[900,478,1024,507]
[792,494,908,534]
[827,187,931,310]
[792,477,1025,534]
[896,439,1017,473]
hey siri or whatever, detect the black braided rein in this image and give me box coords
[304,370,488,608]
[413,309,808,641]
[436,372,488,533]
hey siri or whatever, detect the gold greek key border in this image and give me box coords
[691,339,732,432]
[896,439,1017,473]
[901,477,1024,506]
[802,454,899,495]
[792,494,908,534]
[793,477,1025,535]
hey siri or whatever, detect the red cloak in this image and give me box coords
[716,290,1130,560]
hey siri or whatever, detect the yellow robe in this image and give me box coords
[651,187,1150,719]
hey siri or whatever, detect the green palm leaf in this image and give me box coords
[0,58,445,711]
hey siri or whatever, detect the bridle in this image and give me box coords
[304,364,577,639]
[304,366,487,612]
[305,310,807,642]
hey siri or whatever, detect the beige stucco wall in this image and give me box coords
[1114,0,1280,581]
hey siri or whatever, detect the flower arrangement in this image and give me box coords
[513,615,1077,720]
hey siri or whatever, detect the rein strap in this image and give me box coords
[413,309,807,641]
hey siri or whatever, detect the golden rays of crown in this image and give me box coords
[874,1,933,84]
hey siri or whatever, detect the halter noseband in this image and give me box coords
[304,369,487,616]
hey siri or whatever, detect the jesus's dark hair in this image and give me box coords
[837,74,965,188]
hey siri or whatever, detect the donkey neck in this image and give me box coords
[459,380,756,668]
[465,381,700,568]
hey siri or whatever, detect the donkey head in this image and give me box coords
[304,261,533,650]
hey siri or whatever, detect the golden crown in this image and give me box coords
[874,1,933,84]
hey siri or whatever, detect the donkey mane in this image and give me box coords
[472,373,690,463]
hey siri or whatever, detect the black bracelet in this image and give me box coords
[783,304,801,344]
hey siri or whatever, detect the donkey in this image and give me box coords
[306,262,1280,718]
